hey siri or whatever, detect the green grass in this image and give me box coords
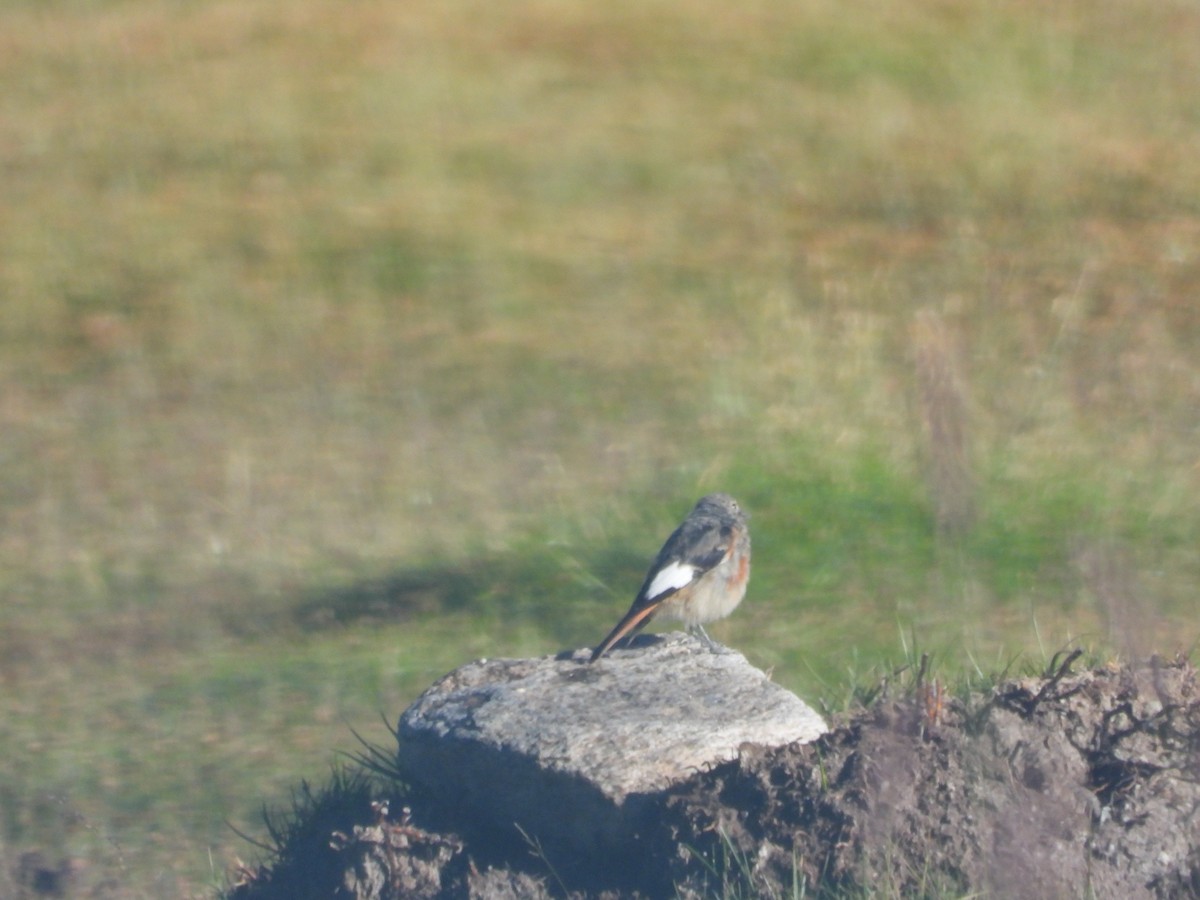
[1,0,1199,894]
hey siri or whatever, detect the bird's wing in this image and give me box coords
[635,515,733,605]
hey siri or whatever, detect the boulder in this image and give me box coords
[398,633,827,863]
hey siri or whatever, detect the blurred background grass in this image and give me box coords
[2,0,1199,894]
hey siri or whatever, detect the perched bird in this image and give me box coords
[589,493,750,662]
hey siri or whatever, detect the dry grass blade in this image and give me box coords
[911,308,975,537]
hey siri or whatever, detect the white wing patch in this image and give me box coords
[645,560,697,601]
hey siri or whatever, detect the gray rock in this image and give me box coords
[398,633,827,860]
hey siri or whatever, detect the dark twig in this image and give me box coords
[1000,648,1086,718]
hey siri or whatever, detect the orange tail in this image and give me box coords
[589,601,661,662]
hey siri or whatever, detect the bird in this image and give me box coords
[589,492,750,662]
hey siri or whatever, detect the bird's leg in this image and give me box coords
[689,624,723,652]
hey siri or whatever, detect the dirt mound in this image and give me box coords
[664,653,1200,899]
[227,655,1200,899]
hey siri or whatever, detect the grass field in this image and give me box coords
[2,0,1199,895]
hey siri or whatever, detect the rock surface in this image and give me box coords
[398,633,828,862]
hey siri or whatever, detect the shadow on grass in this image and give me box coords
[288,544,651,648]
[291,565,491,630]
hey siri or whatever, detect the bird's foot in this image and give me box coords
[688,624,727,653]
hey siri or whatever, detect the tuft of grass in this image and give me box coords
[680,831,799,900]
[226,767,383,900]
